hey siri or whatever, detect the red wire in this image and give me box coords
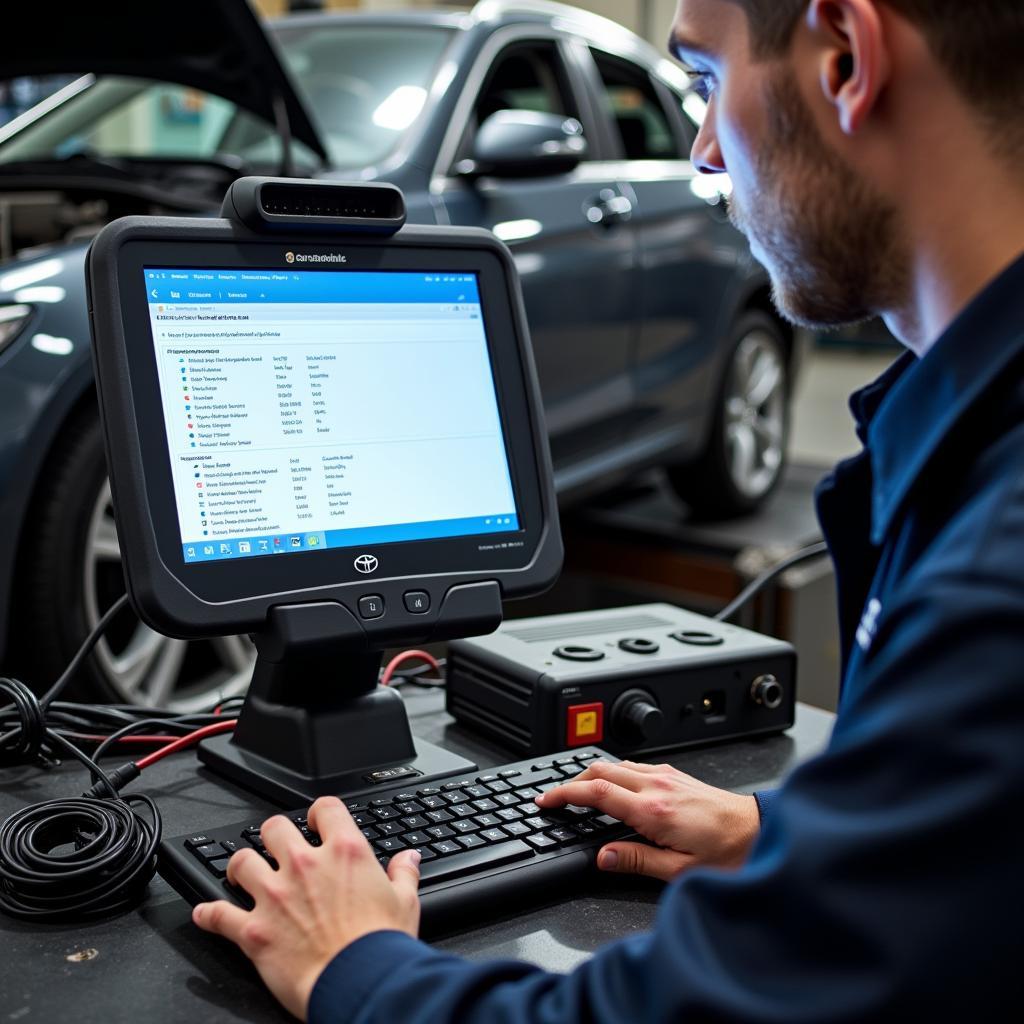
[69,733,183,745]
[135,719,237,769]
[381,649,441,687]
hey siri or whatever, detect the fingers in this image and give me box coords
[308,795,363,845]
[597,841,694,882]
[260,814,309,865]
[193,899,251,943]
[537,775,643,823]
[387,849,422,902]
[227,846,273,892]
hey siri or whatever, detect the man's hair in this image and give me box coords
[729,0,1024,156]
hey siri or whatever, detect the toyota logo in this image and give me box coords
[354,554,378,574]
[285,251,295,263]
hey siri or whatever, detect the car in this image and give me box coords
[0,0,800,709]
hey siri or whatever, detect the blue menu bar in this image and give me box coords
[182,513,519,563]
[144,268,480,305]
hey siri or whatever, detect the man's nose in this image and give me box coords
[691,119,726,174]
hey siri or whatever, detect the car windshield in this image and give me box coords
[0,23,453,171]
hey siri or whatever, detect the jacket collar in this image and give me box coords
[846,251,1024,545]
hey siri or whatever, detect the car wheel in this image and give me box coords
[21,410,255,710]
[666,311,790,519]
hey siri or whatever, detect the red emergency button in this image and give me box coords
[567,702,604,747]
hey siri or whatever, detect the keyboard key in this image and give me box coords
[554,757,576,766]
[476,774,499,783]
[442,780,473,791]
[220,840,240,855]
[425,809,453,824]
[375,836,407,853]
[406,845,436,862]
[479,828,508,843]
[370,798,392,807]
[401,815,428,830]
[503,821,530,836]
[471,798,498,812]
[361,826,380,841]
[473,814,501,828]
[192,843,225,862]
[395,793,418,803]
[403,831,430,847]
[593,814,621,828]
[246,836,265,851]
[493,793,519,807]
[547,827,579,845]
[242,825,262,837]
[514,788,541,801]
[525,833,557,851]
[395,801,423,816]
[260,851,280,870]
[486,780,512,794]
[464,785,490,799]
[417,787,440,796]
[577,752,599,761]
[457,834,486,850]
[377,855,391,869]
[346,802,365,812]
[498,769,521,778]
[370,806,400,821]
[418,840,534,883]
[426,825,455,840]
[292,816,308,827]
[185,835,215,850]
[511,770,557,788]
[559,764,585,778]
[519,802,540,817]
[420,796,446,810]
[495,808,523,822]
[532,762,554,772]
[450,819,479,835]
[450,803,477,819]
[443,791,471,806]
[431,840,462,856]
[206,855,231,879]
[352,812,373,828]
[377,821,404,837]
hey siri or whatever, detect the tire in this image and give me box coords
[666,311,790,520]
[19,408,254,710]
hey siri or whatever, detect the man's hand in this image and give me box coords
[536,760,760,882]
[192,796,421,1021]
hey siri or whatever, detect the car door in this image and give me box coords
[434,32,638,474]
[583,46,742,451]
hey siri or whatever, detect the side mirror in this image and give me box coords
[458,110,587,179]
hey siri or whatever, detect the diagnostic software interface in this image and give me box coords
[143,267,519,564]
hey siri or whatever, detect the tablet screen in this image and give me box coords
[142,267,519,564]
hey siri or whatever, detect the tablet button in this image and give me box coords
[403,591,430,614]
[358,595,385,619]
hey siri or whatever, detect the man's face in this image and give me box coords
[671,0,907,328]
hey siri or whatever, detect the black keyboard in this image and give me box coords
[158,747,631,932]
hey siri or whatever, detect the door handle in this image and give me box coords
[585,188,633,228]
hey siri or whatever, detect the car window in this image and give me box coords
[457,40,582,163]
[589,50,681,160]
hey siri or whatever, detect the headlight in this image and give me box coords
[0,304,33,355]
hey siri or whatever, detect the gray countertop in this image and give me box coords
[0,693,835,1023]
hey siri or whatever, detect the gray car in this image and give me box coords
[0,0,798,708]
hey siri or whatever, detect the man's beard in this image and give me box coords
[728,71,908,329]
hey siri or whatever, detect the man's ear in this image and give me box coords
[807,0,890,135]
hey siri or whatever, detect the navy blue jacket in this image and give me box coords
[310,254,1024,1023]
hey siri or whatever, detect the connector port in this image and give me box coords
[700,690,725,717]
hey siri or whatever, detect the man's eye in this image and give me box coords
[689,73,716,103]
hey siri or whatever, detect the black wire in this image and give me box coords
[715,541,830,623]
[0,594,164,921]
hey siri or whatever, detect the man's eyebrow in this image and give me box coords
[667,32,712,68]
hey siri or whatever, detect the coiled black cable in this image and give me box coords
[0,594,163,921]
[0,793,159,920]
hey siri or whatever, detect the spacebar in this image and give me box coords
[418,840,534,883]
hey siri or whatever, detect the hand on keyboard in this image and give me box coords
[192,795,421,1023]
[536,760,760,882]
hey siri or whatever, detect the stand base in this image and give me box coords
[198,732,477,807]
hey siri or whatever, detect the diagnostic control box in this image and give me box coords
[446,604,796,757]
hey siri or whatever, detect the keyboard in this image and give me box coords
[158,747,632,933]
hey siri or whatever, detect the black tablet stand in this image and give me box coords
[199,599,488,806]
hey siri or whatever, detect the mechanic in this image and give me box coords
[192,1,1024,1019]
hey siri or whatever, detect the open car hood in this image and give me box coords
[1,0,327,160]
